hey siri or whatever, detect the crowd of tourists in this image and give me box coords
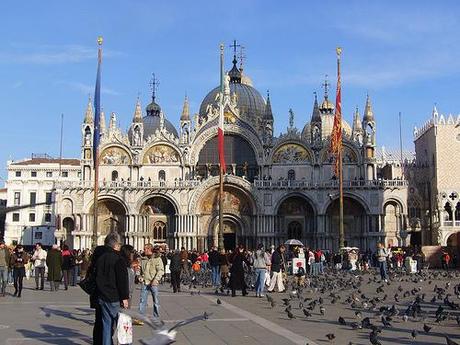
[0,237,458,344]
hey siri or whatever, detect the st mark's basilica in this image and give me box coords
[53,46,416,252]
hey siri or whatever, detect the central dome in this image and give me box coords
[199,83,266,125]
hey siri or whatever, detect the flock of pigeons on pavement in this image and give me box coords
[124,268,460,345]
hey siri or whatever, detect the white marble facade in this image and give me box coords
[54,57,413,252]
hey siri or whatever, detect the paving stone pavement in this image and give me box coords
[1,270,460,345]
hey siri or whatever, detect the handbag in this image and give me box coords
[117,312,133,344]
[78,275,96,295]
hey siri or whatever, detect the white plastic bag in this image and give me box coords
[117,312,133,345]
[264,272,271,287]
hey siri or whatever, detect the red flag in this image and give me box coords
[330,48,342,177]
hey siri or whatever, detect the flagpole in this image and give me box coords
[337,47,345,249]
[218,43,225,250]
[92,37,103,249]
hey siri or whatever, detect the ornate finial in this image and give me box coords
[181,94,190,121]
[313,91,317,102]
[288,108,295,129]
[230,40,240,57]
[133,97,142,122]
[266,89,270,99]
[229,40,241,65]
[97,36,103,46]
[149,73,160,102]
[363,93,374,122]
[228,40,242,83]
[84,95,93,124]
[322,75,330,100]
[336,46,342,57]
[109,112,117,129]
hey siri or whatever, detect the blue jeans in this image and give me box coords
[254,268,266,295]
[211,265,221,287]
[139,284,160,318]
[98,299,119,345]
[0,267,7,289]
[201,262,208,272]
[379,261,388,280]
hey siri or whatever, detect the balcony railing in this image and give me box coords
[253,179,409,189]
[56,180,201,190]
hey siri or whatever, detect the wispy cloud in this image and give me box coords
[0,44,122,65]
[11,81,23,89]
[55,81,120,96]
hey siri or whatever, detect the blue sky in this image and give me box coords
[1,1,460,182]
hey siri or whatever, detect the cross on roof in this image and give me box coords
[149,73,160,101]
[230,40,241,57]
[322,75,330,99]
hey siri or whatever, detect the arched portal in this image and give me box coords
[325,197,366,251]
[89,199,127,241]
[447,232,460,268]
[277,195,315,247]
[196,134,258,181]
[287,221,302,240]
[219,218,241,251]
[199,185,253,249]
[62,217,74,249]
[140,196,176,246]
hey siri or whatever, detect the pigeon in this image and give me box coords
[326,333,336,341]
[369,331,382,345]
[287,310,295,319]
[302,309,312,318]
[338,316,346,325]
[423,323,432,333]
[216,299,222,305]
[320,306,325,316]
[350,322,362,330]
[411,329,417,339]
[381,316,392,327]
[122,310,210,345]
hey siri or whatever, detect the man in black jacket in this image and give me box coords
[94,232,129,345]
[169,249,182,293]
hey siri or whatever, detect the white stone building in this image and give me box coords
[413,107,460,250]
[53,51,411,251]
[4,155,80,246]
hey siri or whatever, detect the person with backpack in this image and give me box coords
[252,244,271,297]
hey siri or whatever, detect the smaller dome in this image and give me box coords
[302,114,352,142]
[143,114,178,139]
[146,100,161,116]
[320,99,335,113]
